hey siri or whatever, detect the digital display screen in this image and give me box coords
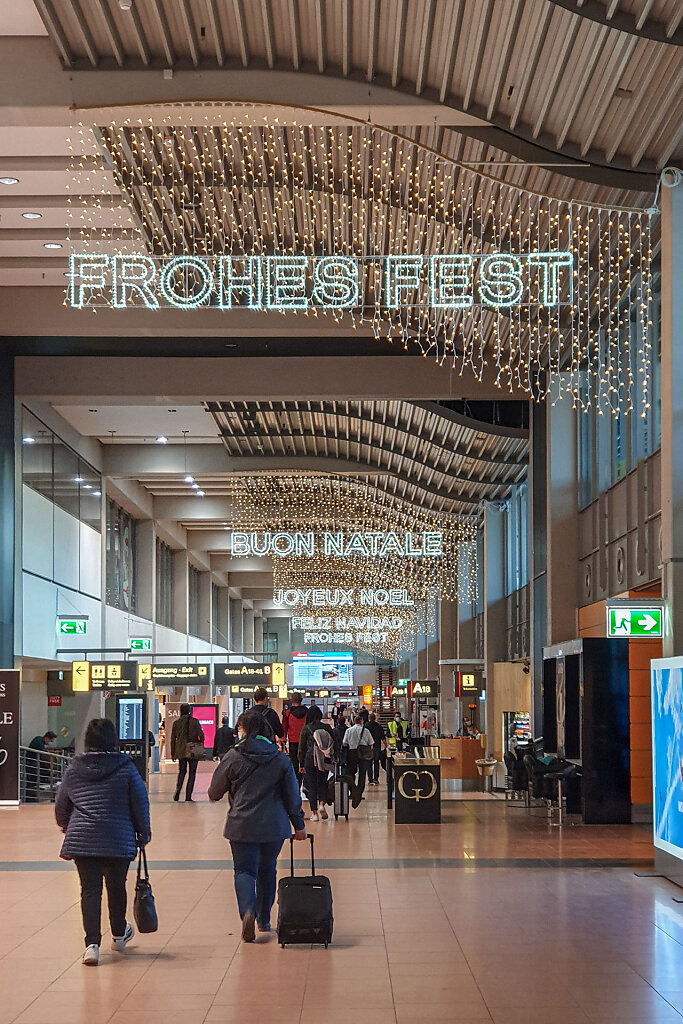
[117,697,143,742]
[652,662,683,862]
[191,705,218,751]
[292,651,353,689]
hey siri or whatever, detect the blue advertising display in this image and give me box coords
[651,659,683,860]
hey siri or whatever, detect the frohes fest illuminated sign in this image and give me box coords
[67,252,573,311]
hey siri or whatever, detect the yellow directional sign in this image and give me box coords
[72,661,91,692]
[138,664,153,691]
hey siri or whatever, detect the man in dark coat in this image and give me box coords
[252,686,284,739]
[213,715,236,759]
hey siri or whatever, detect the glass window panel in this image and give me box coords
[78,458,102,533]
[156,539,174,629]
[22,409,53,501]
[52,437,80,519]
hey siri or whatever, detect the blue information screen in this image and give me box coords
[652,662,683,861]
[117,697,143,743]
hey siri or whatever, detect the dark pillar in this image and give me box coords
[529,400,547,738]
[0,354,14,668]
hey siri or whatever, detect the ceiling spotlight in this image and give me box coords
[74,476,84,483]
[44,242,62,249]
[22,212,42,220]
[191,483,199,490]
[93,490,101,497]
[22,436,35,445]
[196,490,206,497]
[83,484,93,491]
[119,0,133,9]
[0,177,19,185]
[155,435,168,444]
[184,475,194,484]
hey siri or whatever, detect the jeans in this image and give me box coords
[288,742,299,775]
[370,753,381,783]
[75,856,129,947]
[303,765,328,811]
[175,757,198,799]
[229,839,284,927]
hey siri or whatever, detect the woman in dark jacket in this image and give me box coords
[170,703,204,802]
[208,708,306,942]
[55,718,151,968]
[298,707,336,822]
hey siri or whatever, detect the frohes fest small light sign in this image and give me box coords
[67,252,573,311]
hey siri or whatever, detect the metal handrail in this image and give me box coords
[19,745,74,804]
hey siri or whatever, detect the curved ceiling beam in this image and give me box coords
[545,0,683,46]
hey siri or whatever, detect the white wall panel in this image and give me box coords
[105,606,153,651]
[21,572,102,662]
[22,484,53,579]
[53,506,79,590]
[79,521,101,598]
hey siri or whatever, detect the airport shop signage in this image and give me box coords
[72,661,139,692]
[68,252,573,313]
[0,671,20,805]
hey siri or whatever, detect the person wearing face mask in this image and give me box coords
[208,708,306,942]
[386,712,409,752]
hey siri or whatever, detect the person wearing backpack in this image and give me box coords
[343,715,374,806]
[208,708,306,942]
[298,706,336,822]
[170,704,204,802]
[282,692,308,773]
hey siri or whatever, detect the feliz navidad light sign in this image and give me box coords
[67,252,573,311]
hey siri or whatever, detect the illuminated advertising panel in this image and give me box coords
[191,705,218,752]
[651,657,683,861]
[293,651,353,689]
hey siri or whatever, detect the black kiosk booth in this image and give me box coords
[542,637,630,824]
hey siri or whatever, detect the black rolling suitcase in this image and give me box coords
[334,772,350,820]
[277,836,333,948]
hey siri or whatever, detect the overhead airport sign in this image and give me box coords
[68,252,573,312]
[139,664,210,685]
[72,661,139,692]
[607,605,662,638]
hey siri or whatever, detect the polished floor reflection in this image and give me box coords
[0,765,681,1024]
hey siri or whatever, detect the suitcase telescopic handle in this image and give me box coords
[290,834,315,877]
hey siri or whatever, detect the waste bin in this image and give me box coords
[475,758,498,794]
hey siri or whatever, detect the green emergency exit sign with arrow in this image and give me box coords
[607,606,662,638]
[57,618,87,635]
[129,638,152,652]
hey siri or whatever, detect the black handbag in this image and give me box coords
[133,846,158,933]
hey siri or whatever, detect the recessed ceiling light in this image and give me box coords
[196,490,205,497]
[191,483,199,490]
[22,212,42,220]
[44,242,62,249]
[155,435,168,444]
[22,436,35,445]
[184,475,194,483]
[93,490,101,497]
[74,476,84,483]
[83,484,92,490]
[0,176,19,185]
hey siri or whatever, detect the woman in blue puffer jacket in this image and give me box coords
[55,718,151,967]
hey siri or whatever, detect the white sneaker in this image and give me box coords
[82,944,99,966]
[111,922,134,952]
[309,813,320,822]
[320,807,329,820]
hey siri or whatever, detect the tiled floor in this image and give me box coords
[0,764,681,1024]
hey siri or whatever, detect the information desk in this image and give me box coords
[431,737,486,785]
[393,756,441,824]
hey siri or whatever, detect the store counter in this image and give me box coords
[429,737,486,789]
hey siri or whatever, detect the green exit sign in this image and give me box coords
[130,638,152,652]
[57,618,87,635]
[607,606,662,638]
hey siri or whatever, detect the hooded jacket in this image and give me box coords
[282,703,308,744]
[208,736,305,843]
[298,721,336,768]
[55,752,151,861]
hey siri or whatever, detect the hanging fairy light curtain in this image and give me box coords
[66,104,654,416]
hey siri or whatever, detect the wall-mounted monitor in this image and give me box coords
[117,696,143,743]
[292,651,353,689]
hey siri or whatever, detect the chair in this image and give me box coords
[523,753,552,806]
[503,751,527,802]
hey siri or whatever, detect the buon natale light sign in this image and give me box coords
[67,252,573,311]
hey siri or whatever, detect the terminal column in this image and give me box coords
[661,174,683,656]
[0,353,13,668]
